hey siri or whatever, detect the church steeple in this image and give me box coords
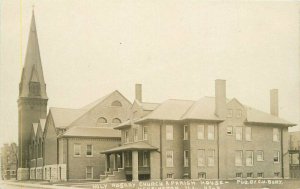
[19,9,47,99]
[17,10,48,179]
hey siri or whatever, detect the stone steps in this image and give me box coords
[100,168,126,182]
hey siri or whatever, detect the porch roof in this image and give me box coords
[101,141,158,154]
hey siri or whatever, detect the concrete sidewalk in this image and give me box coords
[0,180,83,189]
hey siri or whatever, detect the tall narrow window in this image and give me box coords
[208,125,215,140]
[74,144,81,157]
[207,149,215,166]
[197,149,205,166]
[273,128,279,142]
[184,150,189,167]
[124,130,129,143]
[245,127,252,141]
[133,128,138,142]
[166,125,173,140]
[86,166,93,179]
[236,109,242,118]
[86,144,93,157]
[257,151,264,161]
[246,151,254,166]
[143,126,148,140]
[143,151,149,167]
[227,109,233,118]
[235,127,242,141]
[197,125,204,139]
[166,151,174,167]
[274,151,280,163]
[184,125,188,140]
[235,150,243,166]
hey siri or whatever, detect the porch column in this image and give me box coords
[121,152,125,168]
[132,151,138,181]
[105,154,111,172]
[113,154,118,170]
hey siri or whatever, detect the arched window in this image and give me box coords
[111,100,122,107]
[112,118,122,124]
[97,117,107,124]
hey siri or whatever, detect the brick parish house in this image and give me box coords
[101,81,295,181]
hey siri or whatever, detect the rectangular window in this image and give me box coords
[184,150,189,167]
[208,125,215,140]
[274,151,280,163]
[246,151,254,166]
[245,127,252,141]
[236,172,242,178]
[143,126,148,140]
[273,128,279,142]
[235,127,242,141]
[227,126,233,135]
[86,166,93,179]
[166,151,174,167]
[133,128,138,142]
[74,144,81,157]
[143,151,149,167]
[198,172,206,179]
[125,130,129,143]
[257,150,264,161]
[257,172,264,178]
[184,125,188,140]
[86,144,93,157]
[207,149,215,166]
[236,109,242,118]
[247,172,253,178]
[227,109,233,118]
[235,150,243,166]
[167,173,173,179]
[197,149,205,166]
[166,125,173,140]
[197,125,204,139]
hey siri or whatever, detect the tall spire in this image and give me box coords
[19,9,47,99]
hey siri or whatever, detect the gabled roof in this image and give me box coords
[101,141,157,154]
[135,100,159,111]
[49,107,86,128]
[81,90,132,110]
[136,96,294,126]
[245,106,295,126]
[32,123,39,136]
[137,99,195,122]
[181,97,222,121]
[61,127,121,138]
[39,119,46,132]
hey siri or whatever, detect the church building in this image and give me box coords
[17,10,132,181]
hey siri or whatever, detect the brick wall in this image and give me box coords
[67,137,120,180]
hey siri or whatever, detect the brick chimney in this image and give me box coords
[270,89,279,117]
[215,79,226,118]
[135,84,142,102]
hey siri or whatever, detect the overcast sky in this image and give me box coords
[0,0,299,146]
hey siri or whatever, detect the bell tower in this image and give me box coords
[17,10,48,180]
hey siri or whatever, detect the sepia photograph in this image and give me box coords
[0,1,299,188]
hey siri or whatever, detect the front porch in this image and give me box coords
[101,141,157,181]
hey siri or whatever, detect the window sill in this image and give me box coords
[73,155,81,158]
[86,155,93,157]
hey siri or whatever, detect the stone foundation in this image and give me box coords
[17,168,29,180]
